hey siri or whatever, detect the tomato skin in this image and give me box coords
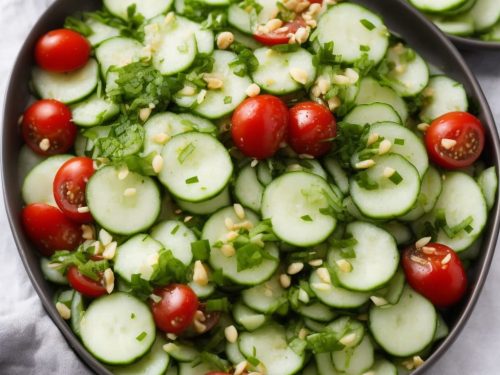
[288,101,336,157]
[53,157,95,223]
[253,18,307,46]
[67,266,107,298]
[21,99,77,156]
[21,204,83,256]
[425,112,485,169]
[402,242,467,308]
[35,29,91,73]
[231,95,289,159]
[150,284,199,334]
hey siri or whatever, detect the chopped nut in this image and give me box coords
[355,159,376,169]
[441,138,457,150]
[104,268,114,294]
[336,259,352,273]
[413,355,425,368]
[327,96,341,111]
[193,260,209,286]
[441,253,452,265]
[164,12,175,24]
[344,68,359,84]
[102,241,117,260]
[367,133,379,146]
[422,246,436,255]
[226,231,239,242]
[17,115,24,125]
[383,167,396,178]
[417,122,430,132]
[217,31,235,49]
[289,68,308,85]
[195,310,206,322]
[332,74,351,85]
[317,267,331,284]
[56,302,71,320]
[179,85,197,96]
[266,18,283,32]
[193,319,207,334]
[117,166,129,181]
[250,159,259,168]
[294,27,310,44]
[166,333,177,341]
[92,240,103,255]
[152,132,170,145]
[81,225,95,240]
[150,293,162,303]
[308,259,323,267]
[224,217,235,230]
[152,154,164,174]
[295,0,311,12]
[39,138,50,152]
[184,216,193,223]
[317,78,330,94]
[224,325,238,343]
[99,229,112,246]
[245,83,261,97]
[287,262,304,275]
[339,332,357,347]
[77,206,90,214]
[415,236,432,249]
[279,273,291,288]
[233,220,254,230]
[139,107,152,122]
[378,139,392,155]
[123,188,137,197]
[370,295,388,306]
[221,243,236,257]
[284,0,299,10]
[204,75,224,90]
[234,203,246,220]
[311,282,331,291]
[197,89,207,104]
[234,361,248,375]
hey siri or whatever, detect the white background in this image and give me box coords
[0,0,499,374]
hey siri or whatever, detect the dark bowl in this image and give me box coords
[449,34,500,51]
[2,0,500,373]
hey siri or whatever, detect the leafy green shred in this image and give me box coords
[388,170,403,185]
[185,176,199,184]
[205,297,230,312]
[315,42,342,65]
[50,245,110,281]
[191,239,210,261]
[236,243,276,272]
[229,42,259,77]
[64,16,92,36]
[329,122,370,168]
[360,18,375,31]
[82,6,145,41]
[195,352,230,372]
[135,331,147,341]
[354,170,379,190]
[239,0,263,13]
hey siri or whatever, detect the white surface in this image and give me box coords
[0,1,500,374]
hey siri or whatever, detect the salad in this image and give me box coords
[408,0,500,42]
[17,0,498,374]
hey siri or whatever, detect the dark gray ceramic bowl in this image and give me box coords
[2,0,500,373]
[449,35,500,51]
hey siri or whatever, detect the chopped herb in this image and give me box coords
[277,1,296,22]
[185,176,199,184]
[229,42,259,77]
[224,96,232,104]
[130,313,136,319]
[359,45,370,52]
[197,352,230,372]
[205,297,230,312]
[246,353,261,367]
[315,42,342,65]
[307,331,344,353]
[354,171,379,190]
[464,225,474,233]
[236,243,276,271]
[360,19,376,31]
[239,0,263,13]
[301,215,313,222]
[64,16,92,36]
[171,224,180,235]
[394,138,405,145]
[191,239,210,261]
[289,338,308,355]
[178,143,196,163]
[136,331,147,341]
[213,240,224,248]
[389,171,403,185]
[271,43,301,53]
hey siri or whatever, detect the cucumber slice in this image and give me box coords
[114,234,164,282]
[369,286,437,357]
[112,336,170,375]
[257,162,273,186]
[372,267,406,305]
[234,165,264,212]
[242,273,287,313]
[252,47,316,95]
[22,154,72,206]
[233,301,268,331]
[430,13,475,37]
[226,341,246,365]
[343,103,402,126]
[419,75,468,123]
[239,324,305,375]
[177,113,217,135]
[71,291,85,337]
[409,0,467,13]
[142,112,193,157]
[85,18,120,47]
[176,16,214,54]
[40,258,68,285]
[80,293,156,365]
[383,45,429,97]
[286,159,328,180]
[481,19,500,41]
[159,132,233,202]
[310,270,370,309]
[434,314,450,342]
[176,187,231,215]
[367,358,397,375]
[86,166,161,235]
[323,157,350,195]
[262,172,338,247]
[381,221,412,246]
[150,220,196,265]
[188,281,215,298]
[355,77,408,123]
[469,0,500,32]
[332,334,374,375]
[71,94,119,127]
[315,353,339,375]
[350,154,421,219]
[96,37,144,76]
[163,342,199,362]
[18,145,45,186]
[477,166,498,210]
[227,0,280,34]
[179,361,218,375]
[104,0,173,20]
[295,301,337,322]
[317,3,389,64]
[328,222,399,292]
[32,59,99,104]
[369,122,429,177]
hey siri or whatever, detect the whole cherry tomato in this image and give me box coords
[35,29,91,73]
[231,95,289,159]
[425,112,485,169]
[67,266,107,298]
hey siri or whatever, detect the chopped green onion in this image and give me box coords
[389,171,403,185]
[394,138,405,145]
[136,331,147,341]
[170,224,180,235]
[224,96,232,104]
[301,215,313,222]
[186,176,199,184]
[178,143,195,163]
[191,239,210,261]
[360,19,376,31]
[359,45,370,52]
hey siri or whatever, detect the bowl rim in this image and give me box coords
[449,34,500,50]
[2,0,500,374]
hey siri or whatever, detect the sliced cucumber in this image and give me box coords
[481,19,500,41]
[372,267,406,305]
[381,221,413,246]
[142,112,193,157]
[419,75,468,123]
[176,187,231,215]
[71,93,119,127]
[295,301,336,322]
[242,273,287,313]
[96,37,144,76]
[22,154,72,206]
[80,293,156,365]
[343,103,402,126]
[177,113,217,135]
[86,18,120,46]
[369,286,437,357]
[477,166,498,210]
[239,323,305,375]
[150,220,195,266]
[71,291,85,337]
[316,3,389,64]
[178,361,218,375]
[226,341,246,365]
[469,0,500,32]
[176,16,214,54]
[188,281,215,298]
[234,165,264,212]
[323,157,350,195]
[86,166,161,235]
[252,47,316,94]
[316,353,339,375]
[227,0,280,34]
[332,334,374,375]
[434,314,450,342]
[159,132,233,202]
[262,172,337,247]
[350,154,421,219]
[163,342,199,362]
[32,59,99,104]
[112,336,170,375]
[18,145,45,186]
[430,13,475,37]
[355,77,408,123]
[367,358,397,375]
[233,301,268,331]
[104,0,173,20]
[40,258,67,285]
[409,0,467,13]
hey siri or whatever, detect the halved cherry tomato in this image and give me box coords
[231,95,289,159]
[254,18,307,46]
[402,242,467,308]
[53,157,95,223]
[150,284,199,334]
[182,303,221,337]
[21,99,77,156]
[21,203,83,256]
[35,29,91,73]
[288,101,336,157]
[425,112,485,169]
[67,266,107,298]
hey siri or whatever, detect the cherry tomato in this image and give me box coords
[67,266,107,298]
[181,303,221,337]
[21,99,77,156]
[21,203,83,256]
[231,95,289,159]
[53,157,95,223]
[150,284,199,334]
[402,242,467,308]
[254,18,307,46]
[288,101,336,157]
[425,112,485,169]
[35,29,91,73]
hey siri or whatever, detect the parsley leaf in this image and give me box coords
[236,243,276,271]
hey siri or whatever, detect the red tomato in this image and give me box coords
[231,95,289,159]
[53,157,95,223]
[288,101,336,157]
[150,284,199,334]
[35,29,91,73]
[425,112,485,169]
[402,242,467,308]
[21,203,83,256]
[254,18,307,46]
[67,266,107,298]
[21,99,77,156]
